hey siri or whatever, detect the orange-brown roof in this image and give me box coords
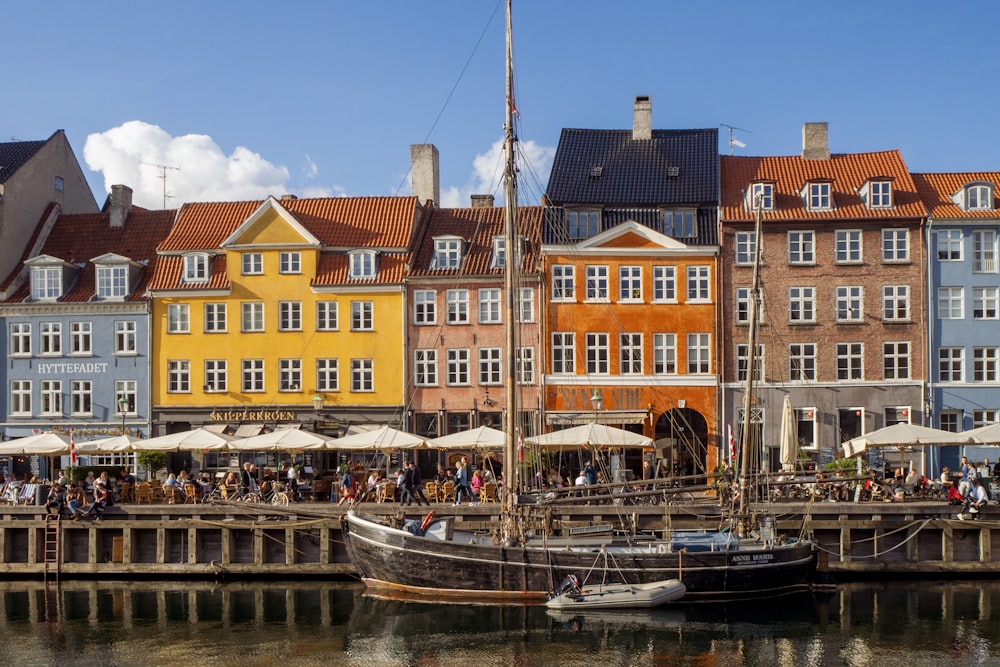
[409,205,543,277]
[912,172,1000,219]
[720,151,926,223]
[313,253,407,286]
[4,207,176,303]
[146,254,231,291]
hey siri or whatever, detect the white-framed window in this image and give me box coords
[795,408,818,449]
[490,237,506,269]
[116,380,137,415]
[478,288,501,324]
[96,265,128,299]
[167,360,190,393]
[751,183,773,211]
[939,411,962,433]
[40,380,61,416]
[351,359,375,393]
[567,210,600,240]
[70,380,92,416]
[414,350,438,386]
[883,342,911,380]
[736,344,764,382]
[182,254,209,283]
[241,302,264,332]
[519,287,535,322]
[279,301,302,331]
[939,347,964,383]
[836,343,864,380]
[168,304,190,333]
[620,333,643,374]
[788,231,815,264]
[351,301,373,331]
[10,323,30,357]
[115,320,137,355]
[241,359,265,392]
[937,287,964,319]
[10,380,31,416]
[687,333,711,374]
[789,343,816,381]
[585,265,609,301]
[516,347,535,385]
[349,250,377,279]
[478,348,502,385]
[686,266,710,302]
[936,229,963,261]
[883,286,910,322]
[586,333,609,375]
[40,322,62,355]
[735,287,752,324]
[735,231,756,265]
[31,266,62,300]
[967,184,993,211]
[446,349,470,386]
[789,287,816,323]
[870,181,892,208]
[882,229,909,262]
[316,301,338,330]
[70,321,92,356]
[433,238,463,269]
[279,358,302,391]
[973,347,1000,383]
[414,290,436,325]
[972,230,998,273]
[807,182,831,210]
[974,409,999,429]
[551,333,575,374]
[652,266,676,303]
[973,287,1000,319]
[552,265,575,301]
[619,266,642,302]
[835,286,863,322]
[279,251,301,274]
[835,230,862,264]
[242,252,263,275]
[446,289,469,324]
[204,360,227,392]
[316,358,339,391]
[653,333,676,374]
[662,210,697,238]
[204,303,227,333]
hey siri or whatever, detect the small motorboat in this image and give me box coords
[545,574,686,611]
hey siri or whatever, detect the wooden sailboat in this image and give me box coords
[341,0,825,602]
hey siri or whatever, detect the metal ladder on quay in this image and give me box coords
[43,513,61,582]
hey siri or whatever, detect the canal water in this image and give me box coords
[4,579,1000,666]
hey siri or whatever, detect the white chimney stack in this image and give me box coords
[633,96,652,141]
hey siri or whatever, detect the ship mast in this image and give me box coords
[502,0,520,508]
[737,196,764,528]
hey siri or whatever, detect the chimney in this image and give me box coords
[802,122,830,160]
[470,194,495,208]
[109,184,133,228]
[280,194,298,201]
[633,95,652,141]
[410,144,440,205]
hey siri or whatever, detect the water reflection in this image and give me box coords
[1,580,999,666]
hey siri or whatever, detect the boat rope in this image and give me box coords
[579,545,630,586]
[812,518,932,559]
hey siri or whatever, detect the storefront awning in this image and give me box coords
[545,410,650,426]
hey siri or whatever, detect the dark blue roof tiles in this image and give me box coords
[545,128,719,205]
[0,139,47,183]
[543,206,718,246]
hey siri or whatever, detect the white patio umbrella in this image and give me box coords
[779,395,797,472]
[961,422,1000,445]
[75,435,140,453]
[135,427,235,452]
[229,428,329,451]
[332,425,428,450]
[0,432,71,455]
[841,422,974,458]
[525,423,653,449]
[426,426,506,450]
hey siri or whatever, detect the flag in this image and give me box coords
[727,423,735,461]
[517,433,524,462]
[730,138,746,148]
[70,429,78,466]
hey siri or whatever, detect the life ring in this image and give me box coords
[420,510,437,532]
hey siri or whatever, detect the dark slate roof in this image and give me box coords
[0,138,47,183]
[542,206,718,246]
[545,128,719,205]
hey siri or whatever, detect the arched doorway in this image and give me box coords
[654,408,709,478]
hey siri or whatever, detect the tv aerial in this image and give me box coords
[720,124,752,154]
[141,162,180,209]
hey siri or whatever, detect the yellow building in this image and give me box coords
[148,195,422,438]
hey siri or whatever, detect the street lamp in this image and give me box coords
[590,388,603,424]
[312,393,325,413]
[117,393,130,435]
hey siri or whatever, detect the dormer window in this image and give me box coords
[432,237,463,270]
[491,237,506,269]
[806,182,832,211]
[30,266,63,300]
[870,181,892,208]
[567,210,600,240]
[349,250,377,279]
[968,184,993,211]
[96,265,129,299]
[182,253,210,283]
[661,210,697,238]
[750,183,774,211]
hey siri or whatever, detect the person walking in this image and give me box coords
[400,461,417,506]
[410,461,430,506]
[454,456,477,505]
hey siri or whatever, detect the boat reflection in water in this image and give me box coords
[1,580,999,665]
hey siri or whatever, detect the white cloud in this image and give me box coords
[83,121,291,208]
[440,139,555,208]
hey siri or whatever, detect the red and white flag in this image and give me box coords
[727,423,735,462]
[70,429,78,466]
[517,432,524,462]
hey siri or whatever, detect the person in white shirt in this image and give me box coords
[574,471,588,497]
[961,478,989,520]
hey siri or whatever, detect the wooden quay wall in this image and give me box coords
[0,499,995,579]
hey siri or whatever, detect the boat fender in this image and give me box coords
[420,510,437,533]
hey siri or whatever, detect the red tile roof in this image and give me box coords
[912,172,1000,219]
[146,255,231,291]
[313,253,407,286]
[720,151,926,223]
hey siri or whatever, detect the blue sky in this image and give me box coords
[4,1,999,210]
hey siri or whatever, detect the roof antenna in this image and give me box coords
[721,124,752,155]
[141,162,180,209]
